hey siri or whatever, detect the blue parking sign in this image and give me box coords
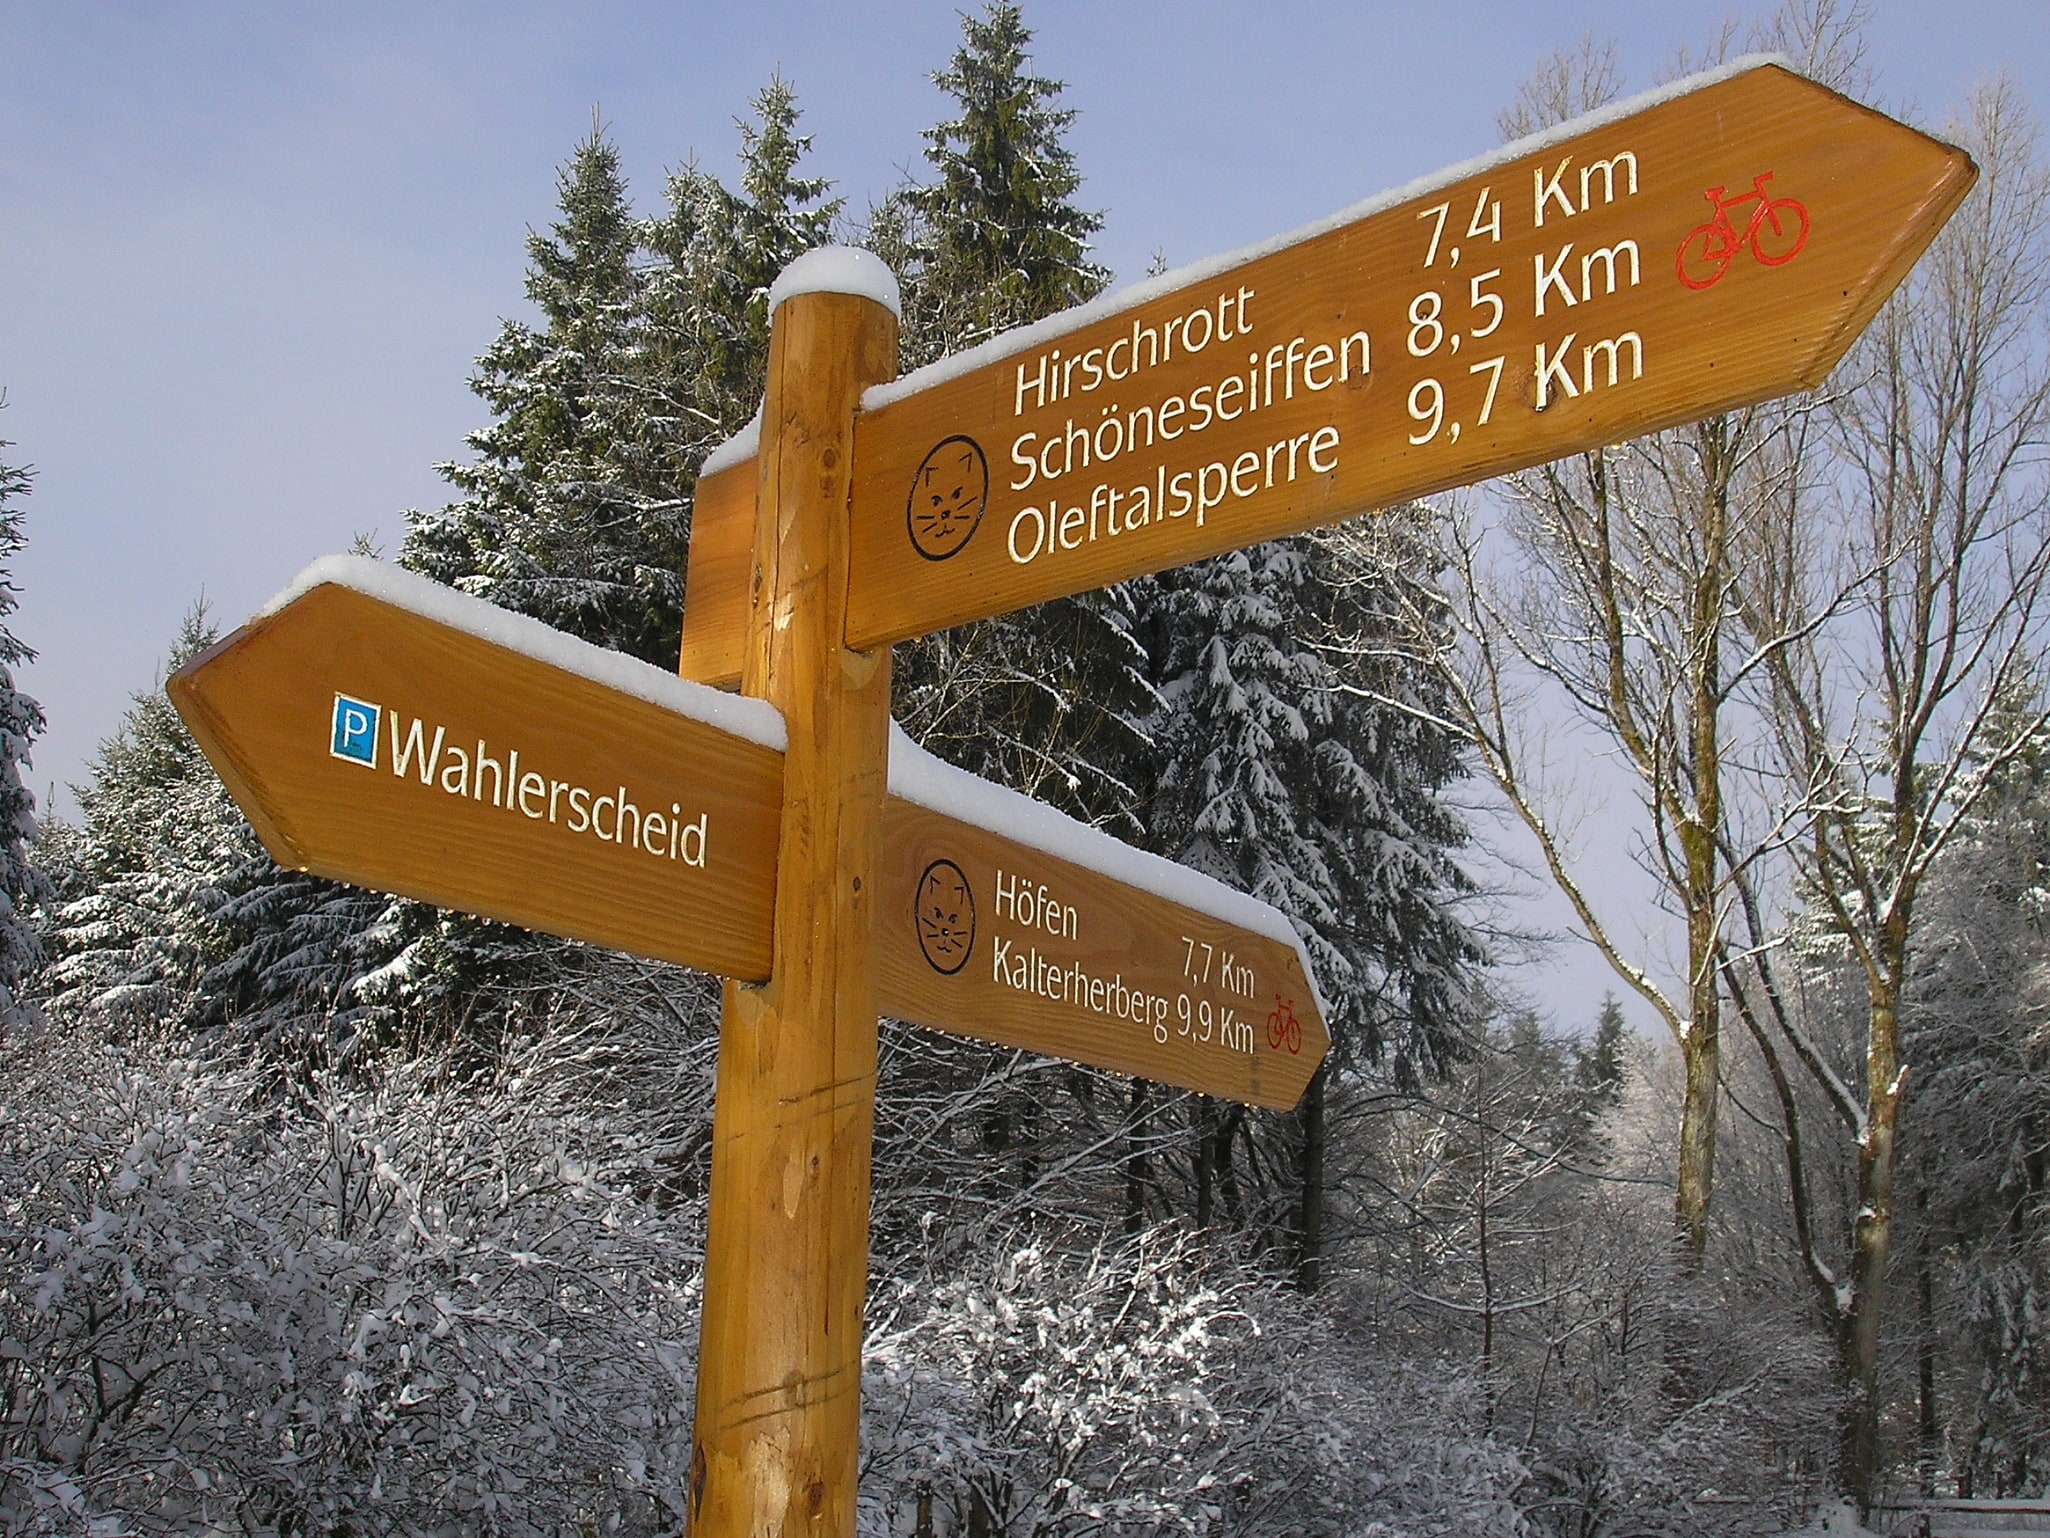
[330,694,380,767]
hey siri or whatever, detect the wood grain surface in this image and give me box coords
[169,582,783,979]
[690,287,899,1538]
[876,798,1327,1110]
[679,455,752,688]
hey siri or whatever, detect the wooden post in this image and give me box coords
[690,254,899,1537]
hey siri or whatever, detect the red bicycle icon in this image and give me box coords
[1266,997,1303,1055]
[1675,171,1810,291]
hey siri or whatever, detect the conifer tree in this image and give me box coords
[875,0,1108,368]
[0,432,46,1028]
[398,124,701,1043]
[646,78,843,442]
[880,4,1152,837]
[42,609,252,1034]
[1144,528,1482,1283]
[1148,533,1479,1075]
[404,123,689,666]
[1576,992,1627,1103]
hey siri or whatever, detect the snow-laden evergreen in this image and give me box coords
[879,4,1154,841]
[0,437,46,1031]
[1880,691,2050,1493]
[403,126,691,668]
[393,92,844,1046]
[873,1,1107,371]
[644,78,842,449]
[1146,528,1481,1080]
[40,611,254,1035]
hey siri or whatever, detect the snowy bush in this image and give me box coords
[0,1022,704,1535]
[861,1225,1531,1537]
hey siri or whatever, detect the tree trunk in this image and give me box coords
[1477,1064,1496,1434]
[1674,865,1722,1267]
[1123,1079,1150,1234]
[1215,1106,1245,1225]
[1673,433,1728,1271]
[1294,1062,1326,1292]
[1917,1188,1939,1496]
[1838,977,1903,1514]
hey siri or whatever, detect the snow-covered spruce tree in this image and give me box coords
[644,76,842,444]
[864,7,1159,1224]
[873,0,1107,369]
[1577,992,1628,1106]
[394,119,746,1047]
[1141,525,1482,1284]
[40,610,255,1036]
[879,2,1152,842]
[404,123,689,667]
[0,432,47,1030]
[1884,688,2050,1496]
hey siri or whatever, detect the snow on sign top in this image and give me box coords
[701,409,762,479]
[694,59,1792,475]
[880,726,1329,1109]
[886,723,1323,1019]
[860,55,1786,414]
[692,61,1795,488]
[263,555,786,751]
[174,555,790,979]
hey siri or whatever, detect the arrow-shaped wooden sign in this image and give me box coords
[880,730,1327,1111]
[168,558,790,980]
[171,557,1328,1108]
[679,58,1975,687]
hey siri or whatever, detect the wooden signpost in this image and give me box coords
[170,55,1974,1538]
[679,59,1976,688]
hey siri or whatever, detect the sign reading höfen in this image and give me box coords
[876,741,1327,1111]
[679,59,1975,686]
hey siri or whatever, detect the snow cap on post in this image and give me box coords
[767,245,901,319]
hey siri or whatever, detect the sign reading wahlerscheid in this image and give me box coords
[170,559,788,981]
[680,58,1975,686]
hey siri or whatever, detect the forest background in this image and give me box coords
[4,2,2050,1535]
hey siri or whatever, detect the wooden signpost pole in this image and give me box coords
[688,261,900,1537]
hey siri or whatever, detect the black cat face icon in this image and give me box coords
[914,858,976,974]
[906,436,989,561]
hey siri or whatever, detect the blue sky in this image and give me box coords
[3,1,2043,1025]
